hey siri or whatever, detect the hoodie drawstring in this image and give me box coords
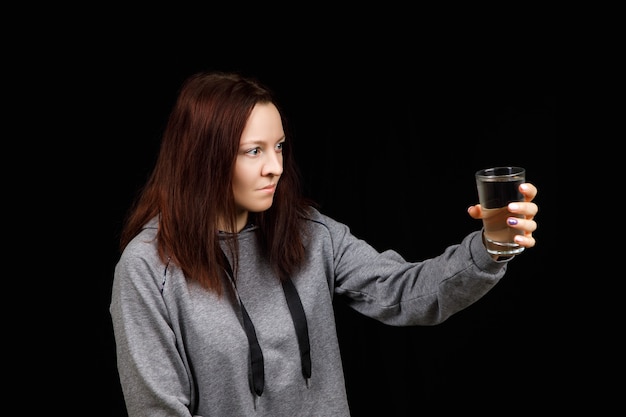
[221,250,311,398]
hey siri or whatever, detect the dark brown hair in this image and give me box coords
[119,71,313,294]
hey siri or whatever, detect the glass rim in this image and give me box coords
[475,166,525,179]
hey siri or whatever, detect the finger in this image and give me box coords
[520,183,537,202]
[508,202,538,219]
[467,204,482,219]
[507,217,537,233]
[514,233,536,248]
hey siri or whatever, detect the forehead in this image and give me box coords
[240,102,284,144]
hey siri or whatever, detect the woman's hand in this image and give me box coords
[467,183,538,250]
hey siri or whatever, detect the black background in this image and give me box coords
[94,31,556,416]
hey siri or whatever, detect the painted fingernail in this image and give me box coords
[508,218,518,225]
[509,203,519,210]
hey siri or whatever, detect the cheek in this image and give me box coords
[232,165,254,192]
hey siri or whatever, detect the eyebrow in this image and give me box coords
[240,136,286,147]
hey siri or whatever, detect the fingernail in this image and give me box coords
[508,218,518,225]
[509,203,519,211]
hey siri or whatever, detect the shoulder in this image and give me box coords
[301,206,351,238]
[301,206,333,227]
[121,219,159,258]
[115,218,163,279]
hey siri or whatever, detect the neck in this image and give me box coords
[218,211,249,233]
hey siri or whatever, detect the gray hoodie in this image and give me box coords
[110,207,508,416]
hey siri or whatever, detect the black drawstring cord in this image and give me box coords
[220,250,311,398]
[221,251,265,397]
[240,299,265,396]
[281,278,312,381]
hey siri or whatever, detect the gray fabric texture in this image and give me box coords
[110,207,508,416]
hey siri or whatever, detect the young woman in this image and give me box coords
[110,71,539,417]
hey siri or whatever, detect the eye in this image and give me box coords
[276,141,284,152]
[245,147,261,156]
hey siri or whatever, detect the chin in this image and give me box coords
[249,204,273,213]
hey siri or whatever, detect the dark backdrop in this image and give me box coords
[98,47,555,416]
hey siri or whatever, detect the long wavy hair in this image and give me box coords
[119,71,314,294]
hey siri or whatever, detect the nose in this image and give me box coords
[262,152,283,177]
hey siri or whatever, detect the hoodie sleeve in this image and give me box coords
[109,234,196,417]
[322,214,509,326]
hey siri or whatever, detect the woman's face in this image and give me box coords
[233,102,285,221]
